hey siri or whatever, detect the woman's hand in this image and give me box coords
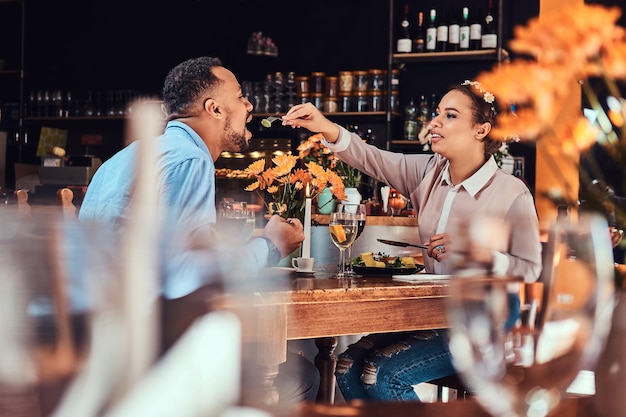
[426,232,494,267]
[282,103,341,142]
[426,233,450,262]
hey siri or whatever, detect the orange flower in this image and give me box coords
[271,154,298,177]
[509,4,624,77]
[245,159,266,176]
[244,139,349,220]
[298,133,340,171]
[475,3,626,216]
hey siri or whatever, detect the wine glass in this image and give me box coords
[337,203,366,276]
[328,210,358,278]
[445,213,615,417]
[215,200,254,243]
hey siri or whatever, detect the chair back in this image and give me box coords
[56,188,77,220]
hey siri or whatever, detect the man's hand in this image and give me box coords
[263,215,304,258]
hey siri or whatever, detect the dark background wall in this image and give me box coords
[20,0,542,93]
[2,0,554,191]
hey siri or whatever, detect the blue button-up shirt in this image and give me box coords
[78,121,269,300]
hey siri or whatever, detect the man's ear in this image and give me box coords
[204,98,221,118]
[475,122,492,140]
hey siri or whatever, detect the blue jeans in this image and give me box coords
[334,293,521,402]
[335,330,456,401]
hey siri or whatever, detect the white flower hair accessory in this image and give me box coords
[462,79,497,115]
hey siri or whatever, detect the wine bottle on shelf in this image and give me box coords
[404,98,418,141]
[469,8,483,50]
[481,0,498,49]
[436,9,449,52]
[397,4,412,53]
[414,11,425,53]
[429,93,438,122]
[459,7,470,50]
[426,9,437,52]
[416,94,429,134]
[448,8,460,52]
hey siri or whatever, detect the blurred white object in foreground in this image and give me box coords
[105,311,242,417]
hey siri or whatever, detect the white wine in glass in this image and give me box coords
[337,203,366,276]
[328,210,358,278]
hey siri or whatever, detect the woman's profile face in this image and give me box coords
[429,90,484,160]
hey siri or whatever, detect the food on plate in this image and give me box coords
[400,256,416,268]
[353,252,418,268]
[360,252,376,267]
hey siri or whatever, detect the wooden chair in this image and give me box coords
[5,188,83,416]
[428,374,471,400]
[56,188,77,220]
[15,188,32,220]
[14,187,77,220]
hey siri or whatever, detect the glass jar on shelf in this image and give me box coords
[339,71,354,94]
[339,93,353,112]
[324,96,338,113]
[310,72,326,94]
[368,69,385,93]
[312,92,324,110]
[295,76,310,96]
[324,76,338,98]
[354,71,369,94]
[390,90,400,113]
[297,93,310,105]
[370,91,384,112]
[355,91,370,112]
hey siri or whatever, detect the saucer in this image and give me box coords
[295,270,315,275]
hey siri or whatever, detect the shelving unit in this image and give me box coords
[385,0,506,152]
[393,49,507,64]
[0,0,26,188]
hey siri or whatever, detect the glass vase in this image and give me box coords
[316,187,336,215]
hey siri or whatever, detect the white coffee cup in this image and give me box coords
[292,257,315,272]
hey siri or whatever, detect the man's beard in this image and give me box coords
[223,116,249,152]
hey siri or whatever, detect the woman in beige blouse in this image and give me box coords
[281,81,542,401]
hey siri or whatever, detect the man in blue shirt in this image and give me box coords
[78,56,318,403]
[79,56,304,295]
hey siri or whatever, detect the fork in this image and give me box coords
[261,116,283,128]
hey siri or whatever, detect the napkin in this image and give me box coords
[392,274,452,282]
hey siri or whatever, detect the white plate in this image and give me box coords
[271,266,296,272]
[259,266,297,278]
[392,274,452,282]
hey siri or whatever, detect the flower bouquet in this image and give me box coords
[244,153,347,222]
[298,133,362,189]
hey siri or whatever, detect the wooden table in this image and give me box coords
[270,395,599,417]
[212,264,450,406]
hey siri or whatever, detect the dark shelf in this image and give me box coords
[252,111,390,118]
[0,70,21,76]
[23,112,391,123]
[24,116,126,122]
[393,49,509,64]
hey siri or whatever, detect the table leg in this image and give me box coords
[242,363,280,407]
[314,336,338,404]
